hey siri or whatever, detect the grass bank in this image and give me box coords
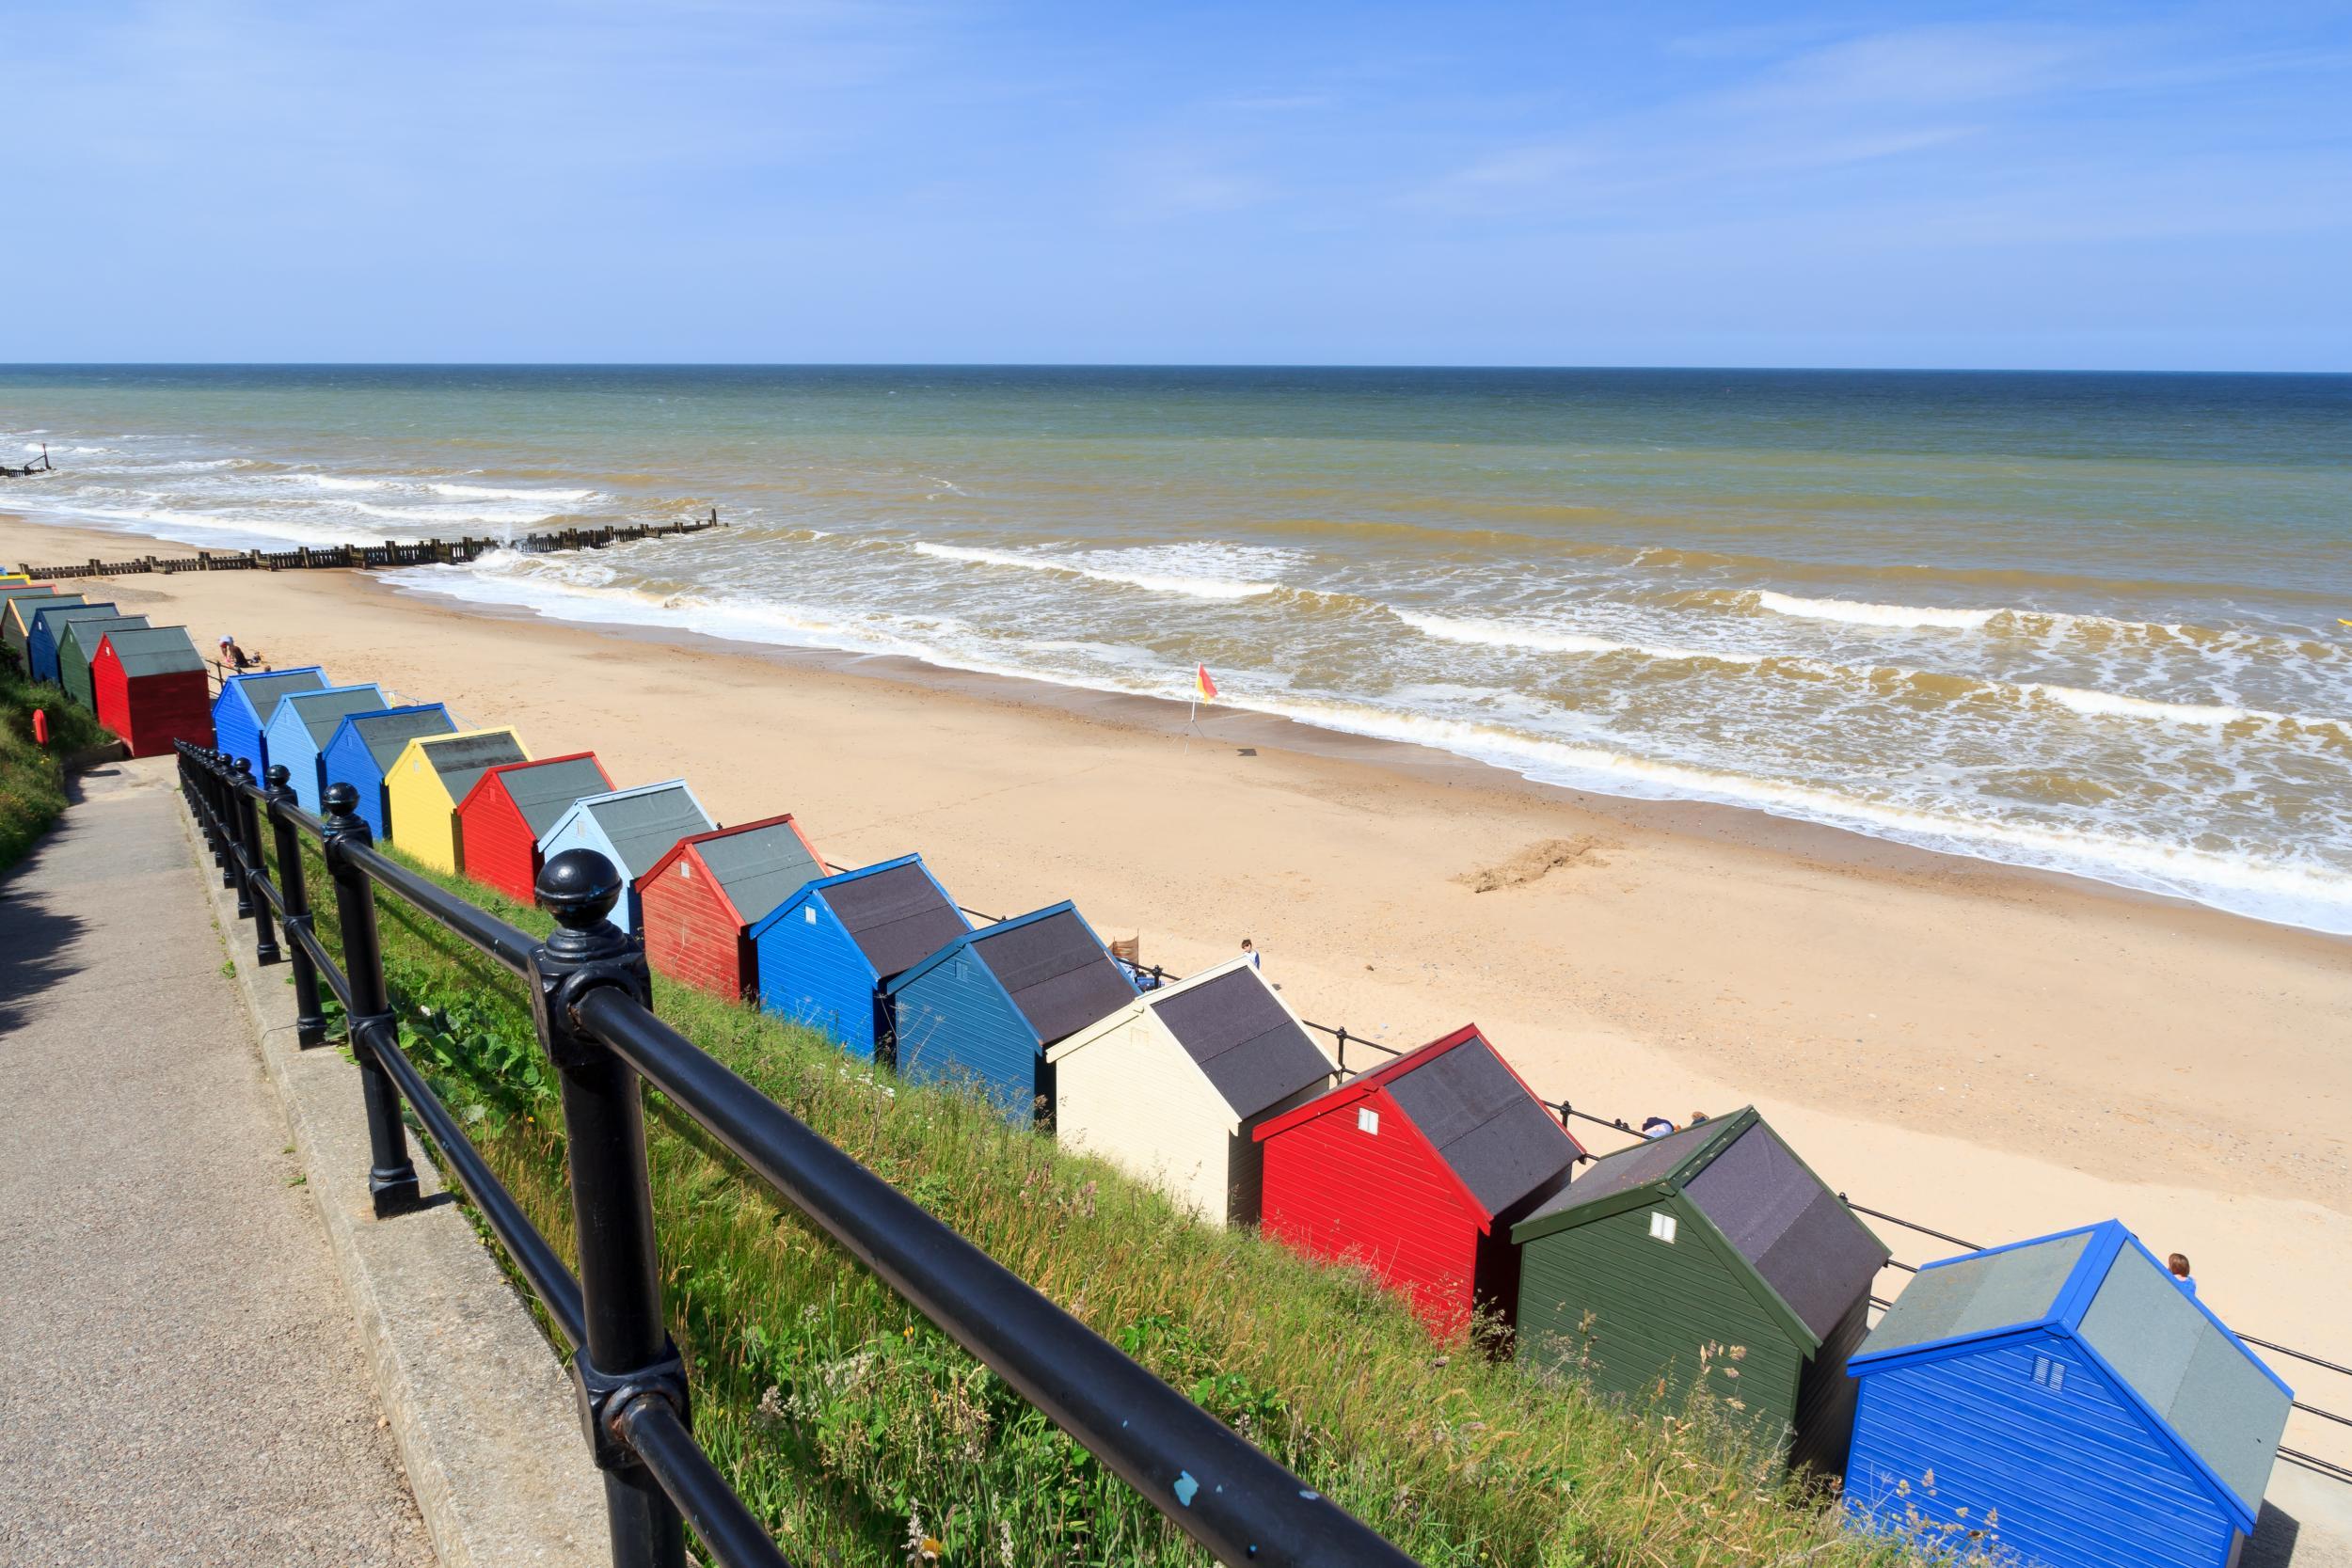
[0,666,111,871]
[275,832,1929,1568]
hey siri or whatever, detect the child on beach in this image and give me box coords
[2169,1252,2197,1296]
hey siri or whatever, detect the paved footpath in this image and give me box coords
[0,758,435,1567]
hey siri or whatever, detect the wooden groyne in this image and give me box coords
[16,509,724,581]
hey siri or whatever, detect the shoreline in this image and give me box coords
[8,511,2351,1410]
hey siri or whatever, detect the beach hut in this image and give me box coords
[1049,957,1336,1227]
[1845,1221,2292,1568]
[211,667,328,776]
[1511,1107,1887,1471]
[5,591,81,673]
[535,781,716,934]
[750,855,970,1061]
[262,684,391,813]
[884,901,1138,1123]
[319,705,459,840]
[25,601,118,685]
[57,615,149,710]
[638,815,828,1000]
[1254,1025,1583,1338]
[91,626,212,756]
[384,728,531,873]
[453,752,614,903]
[0,572,27,584]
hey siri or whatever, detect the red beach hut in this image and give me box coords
[453,752,614,904]
[638,815,828,1001]
[1253,1024,1584,1338]
[91,626,214,757]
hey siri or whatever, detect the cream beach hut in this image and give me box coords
[1047,957,1336,1227]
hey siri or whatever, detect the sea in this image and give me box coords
[5,365,2349,934]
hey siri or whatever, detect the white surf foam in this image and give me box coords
[1393,609,1765,666]
[1755,590,1997,630]
[431,482,598,502]
[914,541,1285,601]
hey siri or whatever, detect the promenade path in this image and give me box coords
[0,758,434,1566]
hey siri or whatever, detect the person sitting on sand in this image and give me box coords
[1641,1116,1677,1139]
[2169,1252,2197,1296]
[218,634,263,673]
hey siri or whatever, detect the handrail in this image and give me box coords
[579,983,1418,1568]
[177,743,1419,1567]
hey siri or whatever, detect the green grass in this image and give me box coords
[269,831,1937,1568]
[0,663,112,872]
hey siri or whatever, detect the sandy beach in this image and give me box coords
[12,513,2351,1455]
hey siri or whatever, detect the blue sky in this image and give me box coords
[5,2,2349,368]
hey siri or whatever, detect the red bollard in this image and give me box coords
[31,708,48,747]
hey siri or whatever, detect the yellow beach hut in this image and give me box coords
[1046,956,1337,1227]
[383,727,530,873]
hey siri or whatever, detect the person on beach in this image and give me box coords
[1641,1116,1677,1139]
[218,634,262,672]
[2169,1252,2197,1296]
[1241,938,1260,970]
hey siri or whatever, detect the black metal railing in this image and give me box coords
[178,742,1420,1568]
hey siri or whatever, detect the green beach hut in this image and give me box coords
[58,614,150,710]
[1512,1107,1888,1472]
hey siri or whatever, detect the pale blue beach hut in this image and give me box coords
[262,684,390,812]
[535,781,716,934]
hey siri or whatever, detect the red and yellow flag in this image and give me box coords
[1195,663,1218,702]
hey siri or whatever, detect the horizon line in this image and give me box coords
[4,361,2349,377]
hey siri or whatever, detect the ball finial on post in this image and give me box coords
[321,781,367,845]
[264,763,291,792]
[536,847,624,946]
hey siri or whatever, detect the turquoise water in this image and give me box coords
[6,366,2350,930]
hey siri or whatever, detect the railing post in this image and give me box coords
[227,759,258,918]
[196,749,228,869]
[212,753,238,889]
[265,764,328,1047]
[322,783,423,1217]
[526,848,686,1568]
[233,758,281,965]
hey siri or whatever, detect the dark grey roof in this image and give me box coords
[2081,1247,2289,1514]
[1387,1036,1577,1218]
[823,863,969,979]
[103,626,204,676]
[233,669,328,722]
[60,614,148,656]
[34,602,120,641]
[10,593,82,632]
[972,909,1136,1046]
[1538,1117,1732,1216]
[1861,1230,2092,1359]
[418,732,528,803]
[352,707,458,771]
[1682,1123,1889,1341]
[584,785,716,879]
[497,757,612,837]
[1148,968,1330,1120]
[287,686,391,747]
[693,821,823,927]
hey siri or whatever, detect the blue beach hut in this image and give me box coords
[319,704,459,839]
[212,667,328,776]
[262,684,389,812]
[26,601,118,684]
[882,900,1137,1122]
[535,781,716,935]
[1844,1220,2292,1568]
[749,854,971,1061]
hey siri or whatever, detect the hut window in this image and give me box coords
[1648,1212,1678,1244]
[803,905,817,925]
[1357,1106,1379,1136]
[2032,1355,2067,1392]
[679,863,691,879]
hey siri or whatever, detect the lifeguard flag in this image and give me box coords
[1195,663,1218,702]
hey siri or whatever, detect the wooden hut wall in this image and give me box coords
[92,628,213,756]
[211,667,328,776]
[319,705,458,841]
[58,616,149,710]
[385,728,530,873]
[27,602,117,685]
[263,685,390,813]
[749,856,971,1063]
[453,753,613,904]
